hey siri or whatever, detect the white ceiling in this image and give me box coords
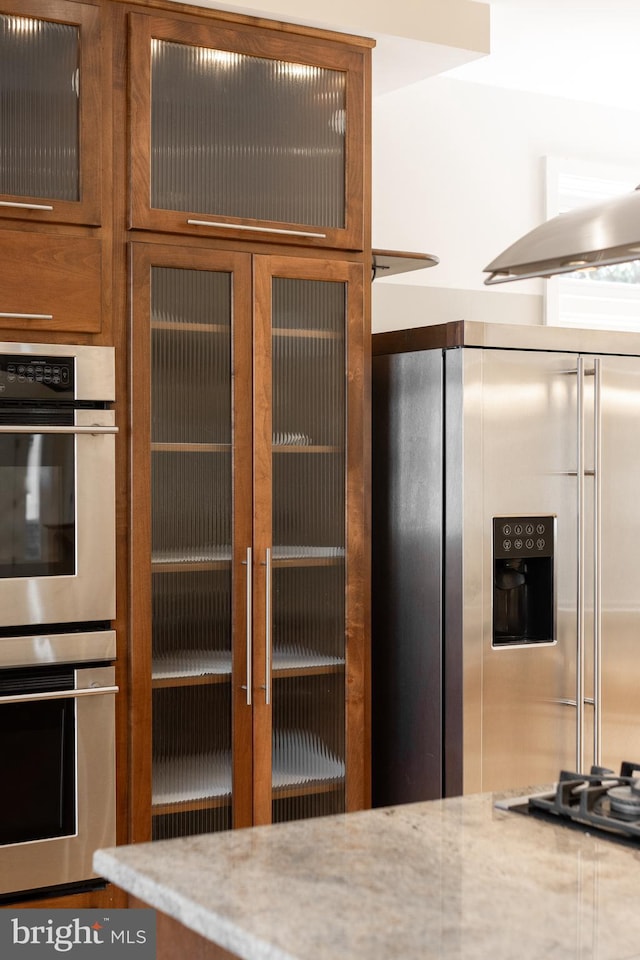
[445,0,640,112]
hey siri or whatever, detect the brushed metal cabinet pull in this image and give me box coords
[262,548,272,706]
[593,358,602,766]
[576,357,585,773]
[0,200,54,211]
[0,685,119,705]
[241,547,252,706]
[187,218,326,239]
[0,312,54,320]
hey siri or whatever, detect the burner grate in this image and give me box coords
[527,761,640,841]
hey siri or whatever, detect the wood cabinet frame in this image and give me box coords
[128,11,368,251]
[130,242,368,838]
[0,0,103,226]
[0,0,371,906]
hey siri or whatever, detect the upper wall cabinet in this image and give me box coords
[128,13,371,251]
[0,0,102,226]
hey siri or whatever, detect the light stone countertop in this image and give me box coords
[94,791,640,960]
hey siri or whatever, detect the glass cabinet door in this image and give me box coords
[253,256,366,825]
[131,244,253,839]
[0,0,102,225]
[129,13,369,250]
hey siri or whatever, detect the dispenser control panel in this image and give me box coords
[493,516,554,559]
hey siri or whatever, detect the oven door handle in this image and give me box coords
[0,685,119,705]
[0,425,119,435]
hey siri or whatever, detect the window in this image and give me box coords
[544,156,640,330]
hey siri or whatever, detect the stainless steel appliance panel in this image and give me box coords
[459,348,580,793]
[0,408,117,627]
[0,629,116,669]
[599,356,640,773]
[0,661,117,896]
[0,341,115,402]
[0,340,116,630]
[372,348,444,804]
[372,323,640,807]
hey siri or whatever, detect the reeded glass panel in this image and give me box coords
[271,278,346,823]
[150,266,233,840]
[0,15,79,200]
[151,40,346,227]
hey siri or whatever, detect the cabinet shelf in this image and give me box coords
[272,327,344,340]
[152,442,231,453]
[152,560,231,574]
[151,442,340,454]
[152,732,344,814]
[152,651,233,688]
[273,546,345,568]
[151,650,345,687]
[152,547,232,572]
[152,322,342,340]
[273,444,341,454]
[152,795,231,817]
[151,550,345,572]
[272,779,344,800]
[274,649,345,677]
[151,321,230,334]
[151,780,344,818]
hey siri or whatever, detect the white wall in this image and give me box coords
[163,0,489,51]
[163,0,490,95]
[372,76,640,331]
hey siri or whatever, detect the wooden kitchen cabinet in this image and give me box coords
[0,0,103,227]
[128,11,370,251]
[130,241,367,839]
[0,229,103,333]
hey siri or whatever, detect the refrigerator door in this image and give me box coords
[455,347,581,793]
[597,356,640,773]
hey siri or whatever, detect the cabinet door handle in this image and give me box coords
[576,357,586,774]
[593,358,602,767]
[0,425,118,435]
[0,200,54,211]
[264,548,272,705]
[0,685,119,705]
[241,547,252,706]
[186,219,327,239]
[0,312,54,320]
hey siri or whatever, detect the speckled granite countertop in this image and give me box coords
[94,791,640,960]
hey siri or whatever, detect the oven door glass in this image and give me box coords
[0,682,76,846]
[0,433,75,579]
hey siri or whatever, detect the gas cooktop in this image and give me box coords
[497,762,640,845]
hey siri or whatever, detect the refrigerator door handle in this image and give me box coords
[576,357,586,774]
[593,358,602,767]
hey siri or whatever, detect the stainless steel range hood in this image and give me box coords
[483,186,640,284]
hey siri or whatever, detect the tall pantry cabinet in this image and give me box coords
[127,3,373,841]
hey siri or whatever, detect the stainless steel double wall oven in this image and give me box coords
[0,342,118,901]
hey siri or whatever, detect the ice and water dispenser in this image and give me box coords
[492,516,555,646]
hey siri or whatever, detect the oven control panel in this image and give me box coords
[0,355,74,399]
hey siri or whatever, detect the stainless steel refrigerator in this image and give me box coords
[372,320,640,803]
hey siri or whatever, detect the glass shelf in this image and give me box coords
[152,442,231,453]
[273,647,344,678]
[272,730,345,789]
[152,730,345,814]
[152,546,232,564]
[151,320,230,334]
[272,327,344,340]
[152,650,232,688]
[152,751,232,812]
[152,648,345,687]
